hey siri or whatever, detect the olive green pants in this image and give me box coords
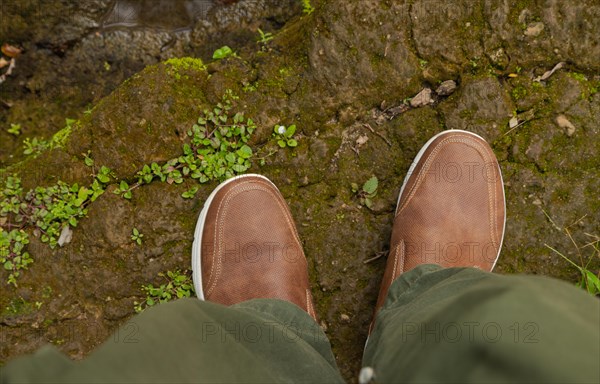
[2,265,599,383]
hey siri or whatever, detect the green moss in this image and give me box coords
[551,187,570,202]
[164,57,207,80]
[2,297,38,316]
[511,85,528,101]
[568,72,588,82]
[41,318,54,327]
[459,109,474,119]
[50,121,74,148]
[164,57,207,72]
[278,67,292,76]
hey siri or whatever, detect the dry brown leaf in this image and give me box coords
[1,43,22,58]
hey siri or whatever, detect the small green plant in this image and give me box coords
[351,176,379,209]
[545,230,600,296]
[112,90,256,201]
[0,167,111,285]
[418,59,428,69]
[7,123,21,136]
[273,124,298,148]
[131,228,144,245]
[511,85,527,101]
[301,0,314,14]
[22,137,50,156]
[257,28,274,44]
[83,150,94,167]
[134,269,194,313]
[212,46,235,60]
[83,105,94,115]
[22,118,76,157]
[242,81,258,93]
[0,229,33,286]
[95,165,112,183]
[113,180,133,200]
[181,186,199,199]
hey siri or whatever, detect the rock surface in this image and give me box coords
[1,0,599,382]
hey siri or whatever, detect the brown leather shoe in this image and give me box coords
[374,130,506,315]
[191,174,318,319]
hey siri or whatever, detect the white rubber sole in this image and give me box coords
[395,129,506,270]
[191,174,275,300]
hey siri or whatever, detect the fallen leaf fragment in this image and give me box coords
[1,43,22,58]
[0,58,16,84]
[534,62,565,82]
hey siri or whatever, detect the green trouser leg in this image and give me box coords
[1,298,344,384]
[363,264,600,384]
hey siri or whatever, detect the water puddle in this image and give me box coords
[101,0,218,31]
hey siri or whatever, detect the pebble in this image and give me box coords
[556,114,576,136]
[435,80,457,96]
[340,313,350,322]
[410,88,433,107]
[524,22,545,37]
[356,135,369,146]
[57,225,73,247]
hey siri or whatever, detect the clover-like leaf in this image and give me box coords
[236,145,253,159]
[212,46,234,59]
[285,124,296,138]
[362,176,378,195]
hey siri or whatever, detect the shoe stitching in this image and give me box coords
[206,180,304,297]
[397,136,499,251]
[389,242,400,288]
[397,239,405,275]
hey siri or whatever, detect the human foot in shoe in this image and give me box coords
[374,130,506,314]
[191,174,317,319]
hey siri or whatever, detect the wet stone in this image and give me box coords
[410,88,434,108]
[435,80,457,97]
